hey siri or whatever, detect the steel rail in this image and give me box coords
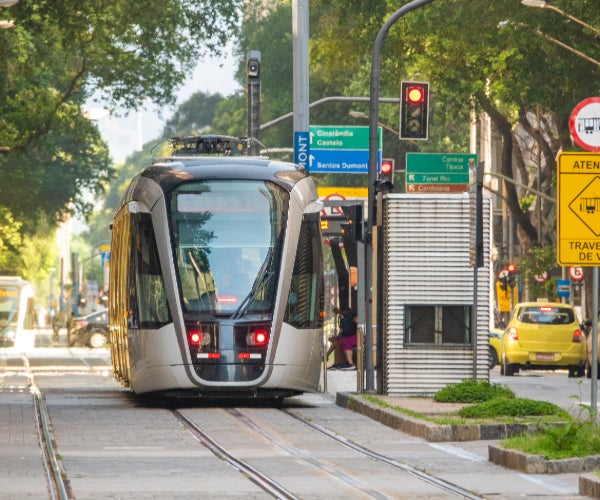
[24,356,69,500]
[171,409,297,500]
[284,409,485,500]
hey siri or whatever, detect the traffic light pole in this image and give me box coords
[366,0,435,392]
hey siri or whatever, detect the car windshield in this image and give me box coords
[517,306,574,325]
[0,286,19,329]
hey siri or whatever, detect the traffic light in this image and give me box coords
[247,51,260,79]
[247,50,261,154]
[341,204,363,243]
[400,81,429,140]
[507,263,517,288]
[499,275,508,291]
[375,158,395,193]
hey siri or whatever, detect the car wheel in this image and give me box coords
[569,365,585,378]
[488,346,498,369]
[88,331,107,348]
[502,357,515,376]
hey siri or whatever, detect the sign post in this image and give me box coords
[557,152,600,266]
[557,148,600,420]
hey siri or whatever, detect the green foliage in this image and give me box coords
[433,379,515,403]
[459,397,568,419]
[0,0,243,278]
[503,421,600,460]
[518,246,559,300]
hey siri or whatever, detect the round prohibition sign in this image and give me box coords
[569,97,600,152]
[321,193,345,216]
[569,266,584,281]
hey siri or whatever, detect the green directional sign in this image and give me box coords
[408,173,470,184]
[405,153,477,193]
[310,125,382,151]
[406,153,476,173]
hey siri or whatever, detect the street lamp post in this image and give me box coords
[521,0,600,36]
[498,20,600,67]
[349,111,399,136]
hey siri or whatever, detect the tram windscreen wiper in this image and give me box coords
[231,271,274,319]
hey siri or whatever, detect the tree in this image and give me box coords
[0,0,243,280]
[309,0,599,254]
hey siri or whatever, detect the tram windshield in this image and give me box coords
[170,180,288,315]
[0,286,19,328]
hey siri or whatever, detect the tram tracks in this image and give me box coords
[22,356,70,500]
[172,405,484,499]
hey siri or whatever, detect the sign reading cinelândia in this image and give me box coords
[557,152,600,265]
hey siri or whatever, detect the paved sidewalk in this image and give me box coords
[0,374,49,499]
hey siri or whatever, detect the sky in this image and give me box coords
[89,49,240,164]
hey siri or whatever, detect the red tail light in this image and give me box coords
[507,327,518,341]
[573,329,584,343]
[246,327,269,347]
[186,325,211,347]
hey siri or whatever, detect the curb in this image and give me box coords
[489,444,600,474]
[580,474,600,498]
[336,392,542,442]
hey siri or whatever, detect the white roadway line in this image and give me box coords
[104,447,166,450]
[518,473,578,495]
[428,443,578,495]
[426,443,486,462]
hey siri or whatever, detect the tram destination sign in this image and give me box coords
[405,153,476,193]
[557,151,600,265]
[309,125,382,174]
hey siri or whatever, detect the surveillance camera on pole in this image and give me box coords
[247,51,261,155]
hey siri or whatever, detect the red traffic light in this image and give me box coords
[381,160,393,175]
[506,263,517,273]
[406,86,425,104]
[400,81,429,140]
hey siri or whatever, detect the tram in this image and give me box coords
[0,276,36,349]
[109,135,324,399]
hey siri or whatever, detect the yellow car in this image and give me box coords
[501,302,587,377]
[488,328,504,369]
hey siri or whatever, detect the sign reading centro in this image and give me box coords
[557,151,600,265]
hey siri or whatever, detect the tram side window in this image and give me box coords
[404,305,471,345]
[129,213,171,329]
[284,217,324,329]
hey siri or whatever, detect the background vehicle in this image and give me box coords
[109,135,324,400]
[501,302,586,377]
[583,320,599,378]
[0,276,36,349]
[488,328,503,369]
[68,309,109,348]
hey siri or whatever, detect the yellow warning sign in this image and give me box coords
[496,282,517,313]
[557,152,600,265]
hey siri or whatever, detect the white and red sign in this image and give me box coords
[533,271,549,284]
[569,266,584,281]
[569,97,600,152]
